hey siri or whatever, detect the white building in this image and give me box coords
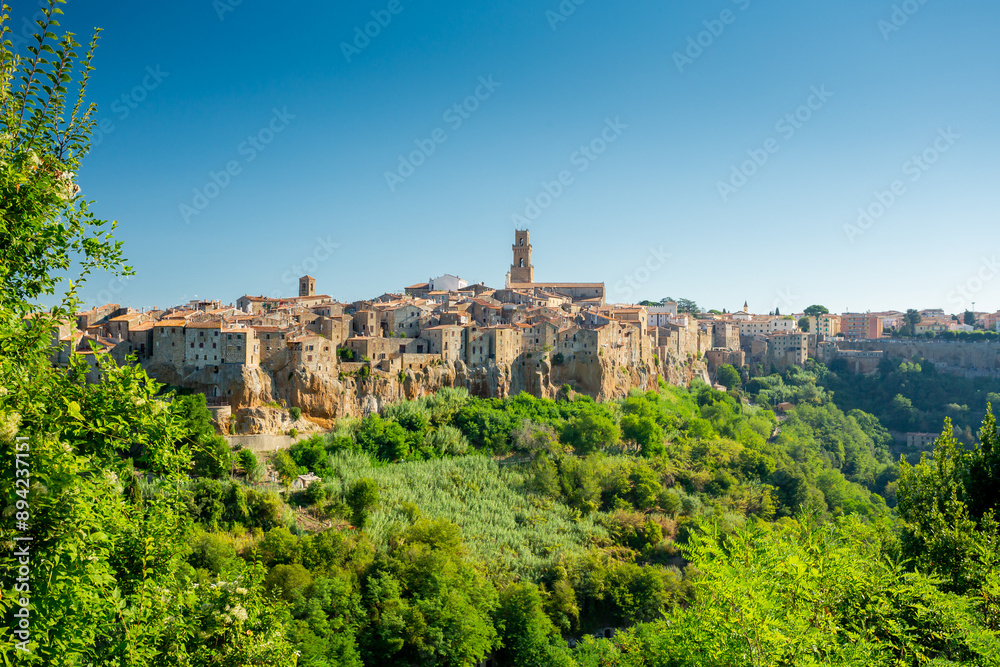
[428,274,469,292]
[646,303,679,326]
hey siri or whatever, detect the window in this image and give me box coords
[212,343,216,349]
[227,334,232,340]
[190,342,194,348]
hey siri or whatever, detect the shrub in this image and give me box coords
[237,449,261,481]
[289,406,302,421]
[345,478,380,528]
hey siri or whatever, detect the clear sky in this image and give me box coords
[17,0,1000,314]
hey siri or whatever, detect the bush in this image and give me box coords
[289,406,302,421]
[237,449,260,481]
[345,478,380,528]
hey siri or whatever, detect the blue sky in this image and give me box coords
[17,0,1000,314]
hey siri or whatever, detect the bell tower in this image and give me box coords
[299,275,316,297]
[510,230,534,284]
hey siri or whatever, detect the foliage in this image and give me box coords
[897,411,1000,630]
[346,478,379,528]
[715,364,741,391]
[574,515,1000,666]
[803,305,829,317]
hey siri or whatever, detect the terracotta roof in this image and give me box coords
[131,322,154,332]
[155,320,187,327]
[508,282,604,289]
[185,321,223,329]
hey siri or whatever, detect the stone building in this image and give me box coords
[504,230,606,304]
[423,324,465,362]
[509,229,534,284]
[352,310,380,337]
[287,332,335,372]
[299,275,316,297]
[222,327,259,366]
[254,326,291,368]
[184,321,224,368]
[767,332,808,370]
[152,320,188,368]
[489,326,522,367]
[712,322,740,351]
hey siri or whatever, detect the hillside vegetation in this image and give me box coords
[2,7,999,664]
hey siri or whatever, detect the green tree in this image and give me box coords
[0,7,296,662]
[965,310,976,326]
[494,584,574,667]
[237,448,261,480]
[562,411,620,454]
[676,298,700,314]
[901,309,922,337]
[715,364,741,391]
[797,316,810,332]
[345,477,380,528]
[803,305,829,317]
[897,413,1000,630]
[621,413,665,457]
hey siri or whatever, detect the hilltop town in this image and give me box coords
[53,230,1000,434]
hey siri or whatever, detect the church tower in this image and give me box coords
[509,230,534,284]
[299,275,316,297]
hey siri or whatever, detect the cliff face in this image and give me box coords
[145,350,704,434]
[837,340,1000,376]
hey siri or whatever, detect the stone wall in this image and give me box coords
[834,340,1000,377]
[225,432,312,452]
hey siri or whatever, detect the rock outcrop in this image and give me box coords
[145,350,705,434]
